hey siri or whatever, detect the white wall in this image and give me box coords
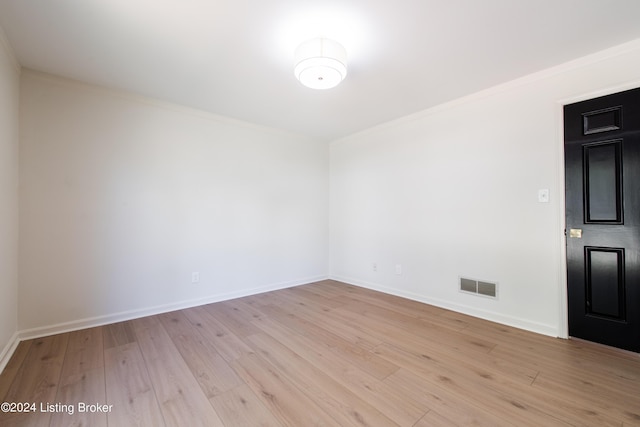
[19,71,329,333]
[0,30,20,366]
[330,40,640,337]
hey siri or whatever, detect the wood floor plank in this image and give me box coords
[490,340,640,397]
[260,290,384,350]
[331,302,490,363]
[281,286,347,309]
[384,368,515,427]
[204,301,262,338]
[182,305,253,362]
[48,326,106,427]
[473,319,640,381]
[103,320,137,349]
[326,284,467,332]
[0,334,68,427]
[60,327,104,377]
[275,288,345,319]
[242,291,289,309]
[532,372,640,424]
[502,377,624,427]
[413,410,459,427]
[158,311,242,398]
[50,368,107,427]
[250,314,426,426]
[376,343,620,427]
[283,302,383,351]
[131,315,224,427]
[0,414,49,427]
[219,298,268,321]
[0,340,32,401]
[319,281,464,331]
[339,298,498,355]
[209,384,283,427]
[246,331,399,427]
[372,319,539,386]
[259,304,398,380]
[292,281,350,301]
[104,342,165,427]
[230,352,340,426]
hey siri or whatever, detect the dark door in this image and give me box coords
[564,87,640,353]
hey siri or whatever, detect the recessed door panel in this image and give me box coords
[583,140,622,223]
[582,106,622,135]
[585,247,625,320]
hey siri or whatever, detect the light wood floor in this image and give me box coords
[1,280,639,426]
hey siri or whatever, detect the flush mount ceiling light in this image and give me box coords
[294,37,347,90]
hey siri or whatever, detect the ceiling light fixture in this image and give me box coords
[294,38,347,90]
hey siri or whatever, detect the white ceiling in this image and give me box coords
[2,0,640,141]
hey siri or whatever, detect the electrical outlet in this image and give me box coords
[372,262,378,272]
[191,272,200,283]
[395,264,402,275]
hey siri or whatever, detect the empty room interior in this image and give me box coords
[1,1,640,426]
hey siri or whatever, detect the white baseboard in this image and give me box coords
[330,274,560,338]
[18,275,328,342]
[0,332,20,374]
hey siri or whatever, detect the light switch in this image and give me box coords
[538,189,549,203]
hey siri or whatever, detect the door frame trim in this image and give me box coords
[556,80,640,339]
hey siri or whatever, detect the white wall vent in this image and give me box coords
[459,277,498,298]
